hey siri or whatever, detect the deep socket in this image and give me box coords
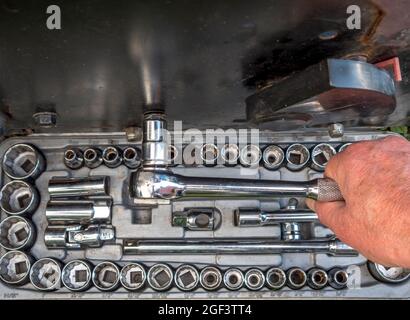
[48,176,109,198]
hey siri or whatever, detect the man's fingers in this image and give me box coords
[310,200,346,230]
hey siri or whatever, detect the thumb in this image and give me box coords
[306,199,346,231]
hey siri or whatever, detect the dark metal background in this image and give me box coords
[0,0,409,134]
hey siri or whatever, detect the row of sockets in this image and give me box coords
[0,252,349,292]
[63,142,353,171]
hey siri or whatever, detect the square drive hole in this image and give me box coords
[130,271,143,284]
[21,159,34,173]
[15,228,28,242]
[75,270,88,282]
[154,270,170,286]
[15,261,28,274]
[103,270,117,283]
[180,271,195,286]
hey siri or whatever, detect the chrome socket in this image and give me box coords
[120,263,146,291]
[0,181,39,216]
[367,262,410,284]
[200,144,219,167]
[123,147,142,169]
[338,143,352,153]
[239,145,262,167]
[307,268,328,289]
[223,268,244,290]
[29,258,62,291]
[281,222,303,241]
[0,216,36,251]
[174,265,199,291]
[92,261,120,291]
[311,143,336,171]
[183,145,201,166]
[262,145,284,170]
[147,263,174,291]
[286,267,307,290]
[83,148,103,169]
[265,268,286,290]
[199,266,222,291]
[244,268,265,291]
[63,148,84,170]
[0,250,34,286]
[220,144,240,166]
[2,143,46,180]
[61,260,93,291]
[328,267,349,289]
[48,176,110,198]
[44,224,115,249]
[286,144,310,171]
[46,199,112,224]
[102,146,122,168]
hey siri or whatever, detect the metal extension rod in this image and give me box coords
[123,238,356,256]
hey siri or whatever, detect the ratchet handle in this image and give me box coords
[316,178,344,202]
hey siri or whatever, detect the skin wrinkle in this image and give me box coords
[307,136,410,268]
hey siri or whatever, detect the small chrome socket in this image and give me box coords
[239,145,262,167]
[265,268,286,290]
[262,145,285,170]
[2,143,46,180]
[147,264,174,291]
[174,265,199,291]
[285,144,310,171]
[83,148,103,169]
[223,268,244,291]
[62,260,93,292]
[328,267,349,289]
[123,147,142,169]
[244,268,265,291]
[120,263,146,291]
[92,261,120,291]
[102,146,122,168]
[0,216,36,251]
[286,267,307,290]
[168,145,180,167]
[30,258,62,291]
[200,266,222,291]
[338,143,352,153]
[0,181,39,216]
[0,250,34,286]
[200,144,219,167]
[63,148,84,170]
[311,143,336,171]
[220,144,240,166]
[307,268,328,290]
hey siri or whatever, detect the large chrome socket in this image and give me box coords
[199,266,222,291]
[286,144,310,171]
[0,250,34,286]
[63,148,84,170]
[61,260,93,292]
[92,261,120,291]
[147,263,174,291]
[223,268,244,291]
[367,262,410,284]
[48,176,109,198]
[311,143,336,171]
[0,181,39,216]
[0,216,36,251]
[2,144,45,180]
[120,263,147,291]
[174,265,199,291]
[29,258,62,291]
